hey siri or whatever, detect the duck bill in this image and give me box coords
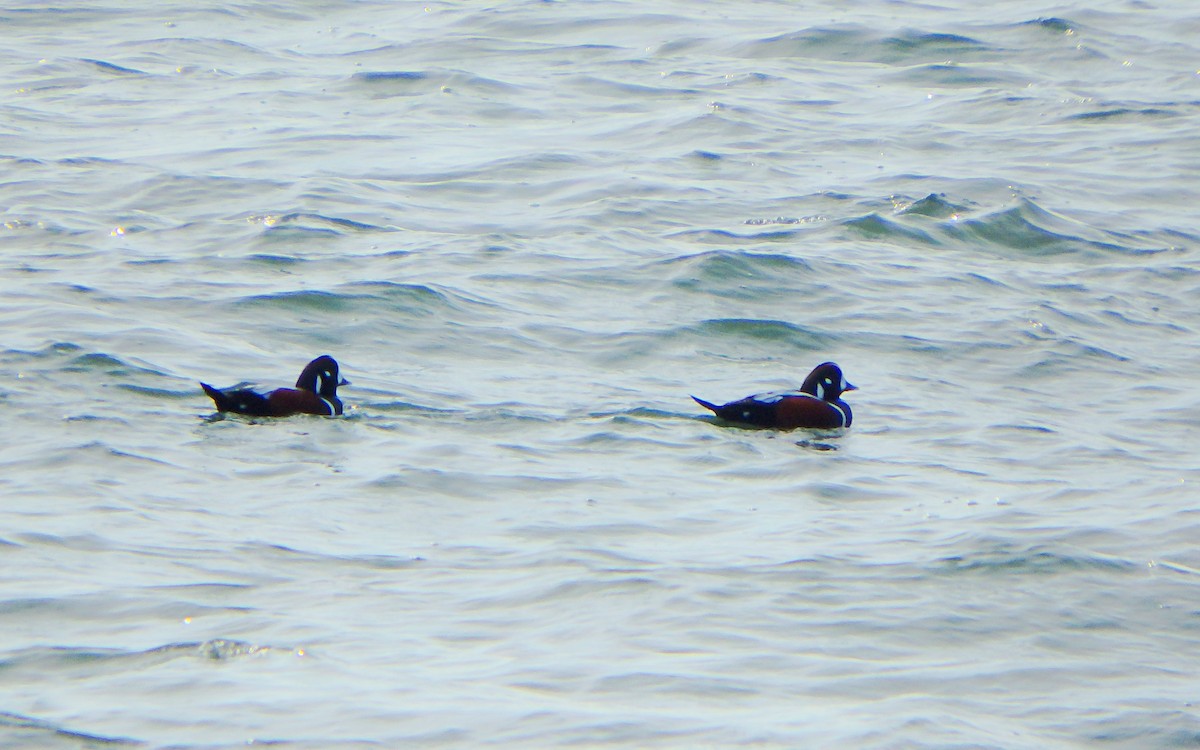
[339,378,351,386]
[843,381,858,391]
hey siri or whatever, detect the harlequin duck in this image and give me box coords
[692,361,855,429]
[200,355,349,417]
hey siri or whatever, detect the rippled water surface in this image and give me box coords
[3,1,1199,748]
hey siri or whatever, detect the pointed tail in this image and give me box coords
[692,395,720,413]
[200,382,231,412]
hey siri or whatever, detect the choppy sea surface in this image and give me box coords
[2,1,1199,747]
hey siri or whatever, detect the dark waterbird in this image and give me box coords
[692,361,855,429]
[201,355,349,417]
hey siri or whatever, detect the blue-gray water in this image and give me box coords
[2,1,1199,748]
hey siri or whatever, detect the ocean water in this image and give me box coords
[2,1,1199,747]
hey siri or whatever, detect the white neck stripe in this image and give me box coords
[319,397,336,415]
[828,402,848,427]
